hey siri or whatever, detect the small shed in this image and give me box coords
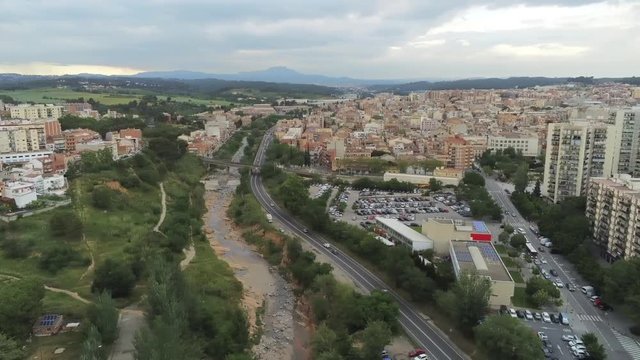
[32,314,64,336]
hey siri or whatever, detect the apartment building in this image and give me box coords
[610,108,640,177]
[487,133,540,157]
[0,120,46,153]
[586,174,640,261]
[443,135,487,170]
[542,121,616,203]
[9,104,64,120]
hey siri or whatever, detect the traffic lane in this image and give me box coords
[251,176,468,360]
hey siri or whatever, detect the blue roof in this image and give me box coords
[472,221,489,233]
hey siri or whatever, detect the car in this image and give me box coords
[538,331,548,341]
[542,312,551,323]
[323,243,331,249]
[303,228,308,233]
[555,280,564,288]
[569,340,584,348]
[414,354,428,360]
[593,298,602,306]
[541,258,548,264]
[598,302,614,311]
[567,283,576,291]
[590,295,600,303]
[279,228,285,233]
[511,212,517,217]
[538,247,546,253]
[533,312,542,320]
[517,227,526,234]
[543,272,552,280]
[509,308,517,318]
[269,202,275,207]
[408,349,426,357]
[549,269,558,276]
[562,334,577,342]
[572,348,587,357]
[550,314,560,323]
[516,309,525,318]
[525,310,534,320]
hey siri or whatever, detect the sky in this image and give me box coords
[1,0,639,79]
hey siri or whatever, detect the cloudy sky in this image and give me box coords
[1,0,638,79]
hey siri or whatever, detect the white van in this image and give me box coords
[581,286,594,296]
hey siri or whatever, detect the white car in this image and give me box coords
[323,243,331,249]
[562,335,577,342]
[569,340,584,348]
[555,280,564,288]
[525,310,534,320]
[517,227,526,234]
[509,308,517,318]
[541,258,548,264]
[542,312,551,323]
[538,331,548,341]
[572,348,587,357]
[414,355,428,360]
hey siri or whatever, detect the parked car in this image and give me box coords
[408,349,426,357]
[542,312,551,323]
[516,309,525,318]
[533,312,542,321]
[550,313,560,323]
[549,269,558,277]
[525,310,534,320]
[538,331,548,341]
[414,354,428,360]
[598,302,614,311]
[509,308,517,318]
[562,334,577,342]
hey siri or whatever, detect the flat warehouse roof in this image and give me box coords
[451,240,512,282]
[472,221,490,233]
[376,217,433,244]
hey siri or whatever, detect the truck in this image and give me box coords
[266,213,273,223]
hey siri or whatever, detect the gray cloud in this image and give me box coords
[0,0,637,78]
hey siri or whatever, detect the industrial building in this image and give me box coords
[421,218,492,254]
[375,217,433,251]
[449,240,515,307]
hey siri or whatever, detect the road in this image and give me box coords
[483,174,635,360]
[250,130,469,360]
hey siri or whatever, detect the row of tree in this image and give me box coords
[456,172,503,221]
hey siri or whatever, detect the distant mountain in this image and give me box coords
[369,77,572,93]
[134,66,410,87]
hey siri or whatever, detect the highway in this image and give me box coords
[250,130,469,360]
[482,174,634,360]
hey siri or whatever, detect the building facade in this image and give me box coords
[487,133,540,157]
[9,104,64,120]
[542,121,616,203]
[0,121,46,153]
[586,174,640,262]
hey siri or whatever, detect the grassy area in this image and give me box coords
[509,270,525,284]
[511,287,537,308]
[501,256,518,268]
[26,330,85,360]
[0,87,231,106]
[494,244,507,254]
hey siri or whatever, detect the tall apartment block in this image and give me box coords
[542,121,615,203]
[543,107,640,203]
[0,121,47,153]
[586,174,640,261]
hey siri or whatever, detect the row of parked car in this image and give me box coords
[500,305,570,325]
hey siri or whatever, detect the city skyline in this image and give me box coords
[1,0,639,78]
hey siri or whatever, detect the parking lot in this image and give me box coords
[328,188,487,229]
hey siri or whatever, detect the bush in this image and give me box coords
[92,259,136,298]
[38,245,86,273]
[507,249,520,258]
[0,237,32,259]
[92,186,115,210]
[49,210,83,240]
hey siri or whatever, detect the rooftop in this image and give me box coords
[376,217,433,245]
[450,240,512,282]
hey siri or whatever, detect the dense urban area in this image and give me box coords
[1,77,640,360]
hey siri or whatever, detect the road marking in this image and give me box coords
[577,314,603,322]
[612,328,640,360]
[557,344,564,355]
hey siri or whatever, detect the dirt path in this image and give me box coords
[79,234,95,280]
[153,182,167,233]
[179,243,196,270]
[43,285,91,304]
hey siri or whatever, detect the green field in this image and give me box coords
[0,87,231,106]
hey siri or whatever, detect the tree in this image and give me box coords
[88,292,119,344]
[134,317,199,360]
[0,332,25,360]
[92,186,114,210]
[498,231,511,244]
[510,234,527,249]
[358,321,392,360]
[582,333,606,360]
[92,259,136,298]
[49,210,83,240]
[428,177,443,192]
[513,163,529,193]
[525,277,561,307]
[80,325,106,360]
[503,224,514,235]
[532,179,541,198]
[38,245,85,273]
[0,278,45,339]
[475,315,544,360]
[450,271,492,331]
[312,323,339,355]
[462,172,485,187]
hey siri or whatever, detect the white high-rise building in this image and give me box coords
[610,108,640,177]
[542,121,616,203]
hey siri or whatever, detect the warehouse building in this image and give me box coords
[449,240,515,307]
[375,217,434,251]
[421,218,493,254]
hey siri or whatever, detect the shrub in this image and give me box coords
[92,259,136,298]
[38,245,86,273]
